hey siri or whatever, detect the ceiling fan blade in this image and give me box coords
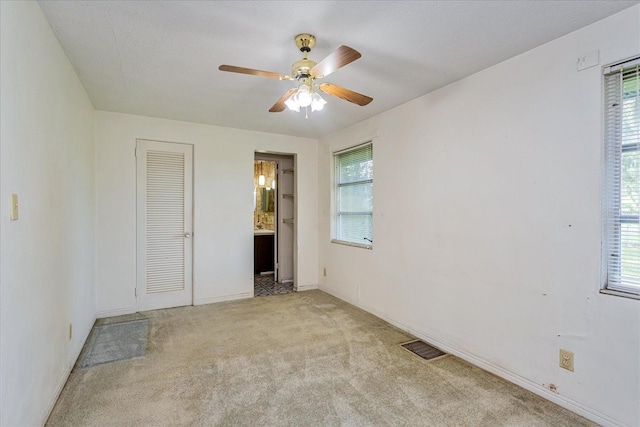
[317,82,372,106]
[310,45,361,78]
[219,65,292,80]
[269,88,297,112]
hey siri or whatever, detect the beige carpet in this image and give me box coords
[47,290,595,426]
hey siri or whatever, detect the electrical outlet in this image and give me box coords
[323,268,327,277]
[559,349,574,372]
[69,323,73,341]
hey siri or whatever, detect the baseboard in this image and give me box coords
[42,316,95,425]
[96,306,136,319]
[318,285,356,305]
[321,287,626,427]
[41,361,74,425]
[195,292,253,305]
[296,283,318,291]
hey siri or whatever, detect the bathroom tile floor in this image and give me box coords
[254,274,294,297]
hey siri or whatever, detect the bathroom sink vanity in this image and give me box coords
[254,229,274,274]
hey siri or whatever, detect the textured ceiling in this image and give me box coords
[38,1,638,139]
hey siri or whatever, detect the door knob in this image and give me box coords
[184,232,191,238]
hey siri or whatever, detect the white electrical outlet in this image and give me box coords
[559,349,574,372]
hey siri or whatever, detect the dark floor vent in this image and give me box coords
[401,340,446,361]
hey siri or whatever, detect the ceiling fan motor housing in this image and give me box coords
[291,59,317,80]
[292,34,317,79]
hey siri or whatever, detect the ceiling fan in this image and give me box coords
[219,34,373,116]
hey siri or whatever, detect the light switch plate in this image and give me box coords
[577,50,599,71]
[10,193,18,221]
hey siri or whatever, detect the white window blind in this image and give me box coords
[334,143,373,246]
[603,58,640,296]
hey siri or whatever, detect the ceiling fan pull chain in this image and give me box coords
[305,106,309,119]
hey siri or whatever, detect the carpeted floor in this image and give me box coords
[47,290,595,426]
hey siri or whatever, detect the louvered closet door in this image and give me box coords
[136,140,193,311]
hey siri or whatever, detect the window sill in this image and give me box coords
[331,239,372,250]
[599,289,640,301]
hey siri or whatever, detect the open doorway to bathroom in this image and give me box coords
[254,153,295,297]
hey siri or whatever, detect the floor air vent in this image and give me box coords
[401,340,447,361]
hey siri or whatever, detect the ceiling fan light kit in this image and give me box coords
[284,78,328,116]
[219,34,372,117]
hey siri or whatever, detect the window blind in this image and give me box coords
[335,143,373,245]
[603,59,640,296]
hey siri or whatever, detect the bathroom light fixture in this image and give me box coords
[258,162,265,186]
[271,177,276,190]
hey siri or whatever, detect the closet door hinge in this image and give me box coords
[134,287,137,297]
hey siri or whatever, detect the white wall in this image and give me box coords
[0,2,96,425]
[95,112,318,316]
[318,6,639,427]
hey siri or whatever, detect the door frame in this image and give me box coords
[254,152,296,289]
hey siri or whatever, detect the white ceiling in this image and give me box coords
[38,1,638,139]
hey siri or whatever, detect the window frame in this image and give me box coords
[332,141,374,249]
[601,55,640,300]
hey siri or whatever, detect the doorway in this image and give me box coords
[136,139,193,311]
[253,153,295,296]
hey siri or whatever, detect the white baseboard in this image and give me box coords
[195,292,253,305]
[42,316,95,425]
[320,287,626,427]
[96,306,136,319]
[99,292,256,314]
[296,283,318,291]
[42,360,74,425]
[318,286,356,304]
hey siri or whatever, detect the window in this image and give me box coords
[333,143,373,247]
[603,57,640,298]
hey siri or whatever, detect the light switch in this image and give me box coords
[577,50,599,71]
[10,193,18,221]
